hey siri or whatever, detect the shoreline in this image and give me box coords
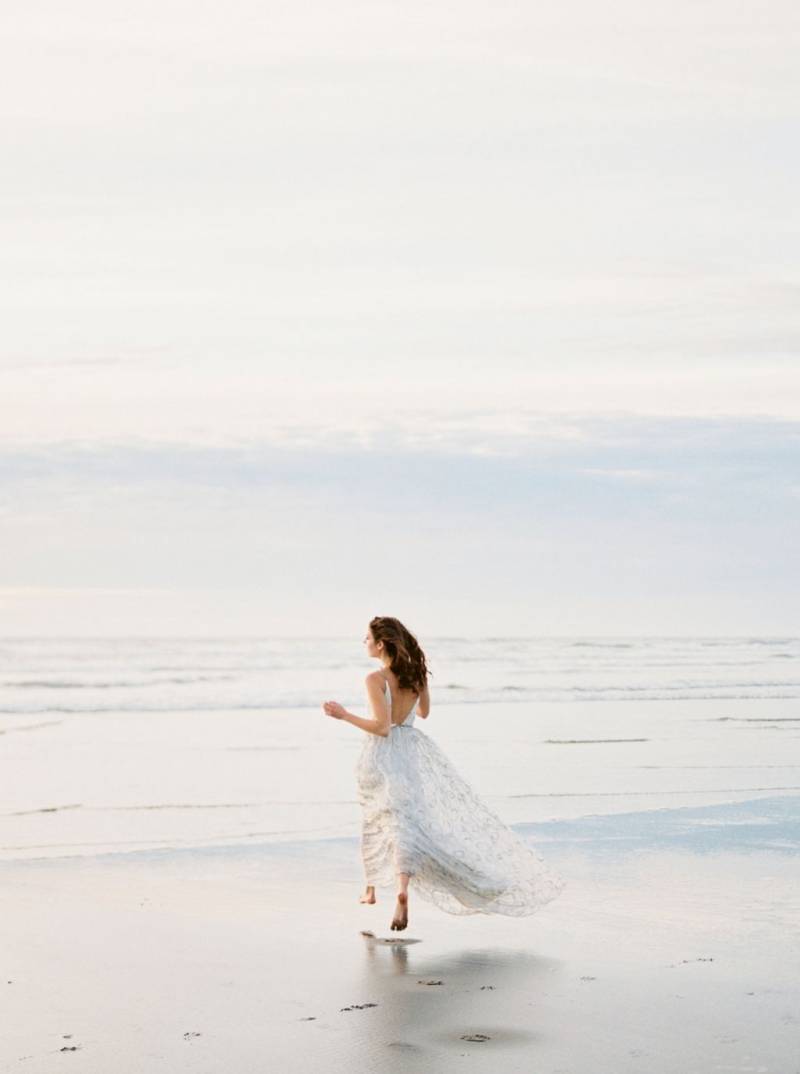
[3,791,797,868]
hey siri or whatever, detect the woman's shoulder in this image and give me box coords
[365,669,389,688]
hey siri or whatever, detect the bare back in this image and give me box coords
[383,669,421,726]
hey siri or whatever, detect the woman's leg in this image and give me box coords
[359,810,378,902]
[391,870,410,930]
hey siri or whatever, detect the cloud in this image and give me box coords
[1,413,797,529]
[1,411,796,635]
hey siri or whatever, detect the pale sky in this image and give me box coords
[1,0,798,636]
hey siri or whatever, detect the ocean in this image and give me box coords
[2,635,799,862]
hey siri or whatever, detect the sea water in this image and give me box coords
[1,636,798,861]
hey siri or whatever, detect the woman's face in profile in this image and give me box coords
[363,628,380,658]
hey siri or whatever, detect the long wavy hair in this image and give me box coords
[370,616,430,693]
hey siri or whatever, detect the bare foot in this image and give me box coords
[359,886,376,904]
[390,891,408,931]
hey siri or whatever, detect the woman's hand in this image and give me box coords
[322,700,347,720]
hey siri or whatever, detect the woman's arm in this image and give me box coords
[341,710,388,736]
[322,673,390,737]
[416,681,430,718]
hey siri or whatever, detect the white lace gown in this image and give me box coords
[355,680,567,916]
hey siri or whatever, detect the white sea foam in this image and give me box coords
[0,636,798,714]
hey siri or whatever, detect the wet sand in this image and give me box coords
[2,796,798,1073]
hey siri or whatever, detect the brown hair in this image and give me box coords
[369,616,430,693]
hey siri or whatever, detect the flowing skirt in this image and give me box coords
[355,724,567,916]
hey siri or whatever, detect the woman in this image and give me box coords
[322,616,566,932]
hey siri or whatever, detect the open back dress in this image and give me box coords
[355,674,566,916]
